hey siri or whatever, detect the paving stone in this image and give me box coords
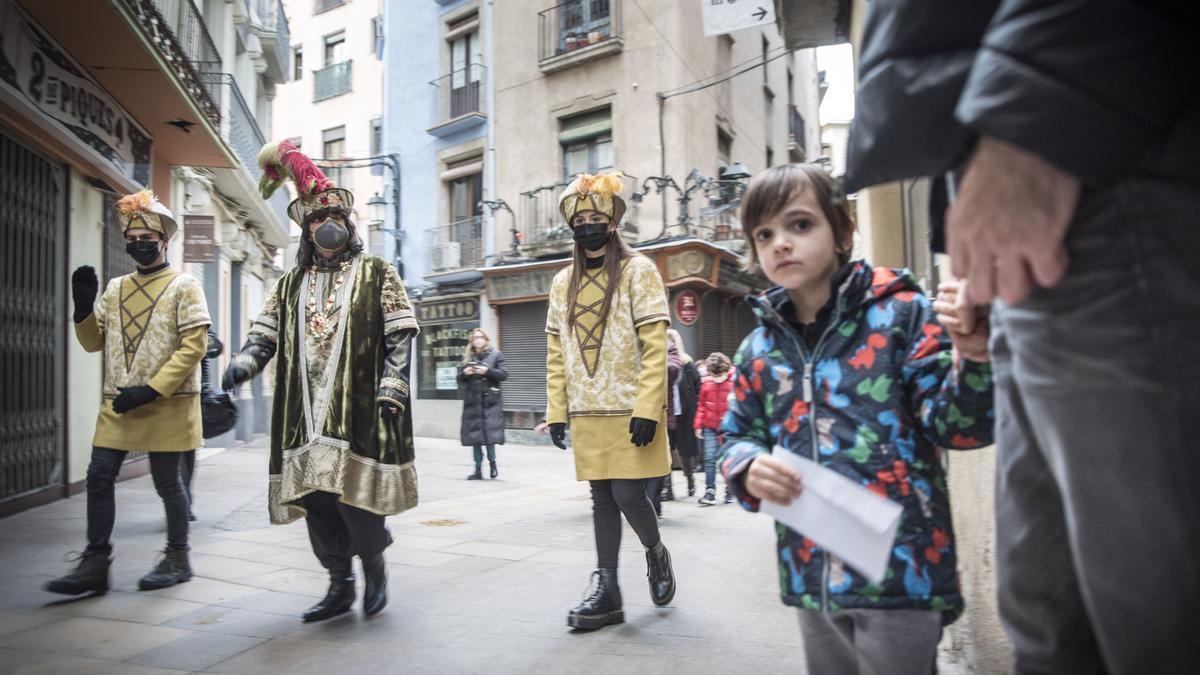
[0,616,191,661]
[160,605,303,639]
[124,631,266,671]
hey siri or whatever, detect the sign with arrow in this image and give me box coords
[701,0,776,37]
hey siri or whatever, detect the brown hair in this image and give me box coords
[462,328,493,364]
[705,351,732,375]
[296,206,364,268]
[564,222,641,330]
[739,163,855,271]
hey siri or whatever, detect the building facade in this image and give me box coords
[0,0,289,514]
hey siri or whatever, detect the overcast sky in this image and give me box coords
[817,43,855,123]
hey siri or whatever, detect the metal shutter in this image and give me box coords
[700,292,722,359]
[499,301,549,411]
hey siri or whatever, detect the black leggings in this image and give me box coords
[590,479,661,569]
[86,447,189,553]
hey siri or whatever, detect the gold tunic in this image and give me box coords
[546,255,671,480]
[75,267,210,452]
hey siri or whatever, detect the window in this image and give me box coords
[766,145,774,169]
[370,15,384,59]
[717,128,733,174]
[324,32,346,66]
[560,108,613,180]
[787,69,794,106]
[762,35,770,84]
[369,118,382,156]
[293,46,303,80]
[322,126,345,185]
[288,135,303,150]
[559,0,612,52]
[448,29,481,118]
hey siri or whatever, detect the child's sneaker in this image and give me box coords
[724,489,735,504]
[699,488,717,506]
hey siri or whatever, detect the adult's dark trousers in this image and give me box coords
[591,479,661,569]
[304,490,393,576]
[86,447,190,553]
[992,174,1200,674]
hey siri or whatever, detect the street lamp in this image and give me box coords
[366,192,388,225]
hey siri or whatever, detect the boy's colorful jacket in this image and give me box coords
[720,261,993,621]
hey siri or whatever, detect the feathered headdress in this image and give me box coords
[257,139,355,224]
[116,189,177,238]
[559,170,627,225]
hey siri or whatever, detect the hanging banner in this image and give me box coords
[700,0,776,37]
[0,0,153,187]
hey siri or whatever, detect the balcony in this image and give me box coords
[537,0,624,74]
[516,174,638,258]
[788,104,807,163]
[314,0,345,14]
[427,64,487,137]
[249,0,292,82]
[214,75,290,227]
[121,0,224,125]
[314,60,352,102]
[426,218,485,279]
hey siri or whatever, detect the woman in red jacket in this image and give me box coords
[693,352,733,505]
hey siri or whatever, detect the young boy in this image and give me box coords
[720,164,993,673]
[693,352,734,506]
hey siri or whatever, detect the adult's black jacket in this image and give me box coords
[846,0,1199,194]
[458,348,508,447]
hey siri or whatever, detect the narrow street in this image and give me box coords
[0,438,807,674]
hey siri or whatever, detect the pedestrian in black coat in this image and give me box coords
[458,329,507,479]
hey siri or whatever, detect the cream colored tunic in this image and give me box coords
[75,267,210,452]
[545,255,671,480]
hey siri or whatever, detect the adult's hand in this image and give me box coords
[71,265,98,323]
[549,422,567,450]
[933,280,990,363]
[947,136,1081,306]
[112,385,159,414]
[629,417,657,447]
[694,428,704,439]
[745,455,803,505]
[221,361,250,391]
[379,401,403,421]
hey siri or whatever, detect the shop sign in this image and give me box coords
[486,267,562,302]
[417,296,479,324]
[673,290,700,326]
[417,323,474,400]
[182,215,216,263]
[0,0,153,187]
[666,249,713,282]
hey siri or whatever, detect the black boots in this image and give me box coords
[567,568,624,630]
[45,550,111,595]
[467,465,483,480]
[362,554,388,617]
[138,548,193,591]
[489,461,498,479]
[661,478,675,502]
[303,574,356,622]
[686,473,696,497]
[646,542,676,606]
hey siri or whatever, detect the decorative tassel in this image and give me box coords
[116,190,156,216]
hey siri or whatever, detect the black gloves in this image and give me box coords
[71,265,98,323]
[629,417,657,447]
[112,385,160,414]
[379,400,403,421]
[222,361,251,391]
[549,422,567,450]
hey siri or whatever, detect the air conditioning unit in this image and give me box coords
[432,241,461,271]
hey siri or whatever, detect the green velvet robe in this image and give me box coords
[254,254,420,524]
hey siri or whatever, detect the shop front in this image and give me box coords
[410,292,481,439]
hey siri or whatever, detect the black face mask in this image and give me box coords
[572,221,612,251]
[312,218,349,254]
[126,240,162,267]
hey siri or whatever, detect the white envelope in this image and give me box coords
[760,447,903,584]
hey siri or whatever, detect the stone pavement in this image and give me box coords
[0,437,814,674]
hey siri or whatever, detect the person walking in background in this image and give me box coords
[693,351,733,506]
[222,140,420,622]
[720,164,994,674]
[545,171,676,630]
[645,337,681,516]
[846,3,1199,671]
[662,329,701,501]
[459,328,508,480]
[46,191,211,596]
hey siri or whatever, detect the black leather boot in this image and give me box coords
[138,548,193,591]
[303,574,355,622]
[45,550,111,595]
[686,473,696,497]
[567,568,623,630]
[662,478,675,502]
[361,553,388,617]
[489,461,498,479]
[467,465,483,480]
[646,542,676,606]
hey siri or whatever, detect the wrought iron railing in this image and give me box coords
[118,0,223,125]
[518,173,637,246]
[538,0,621,63]
[425,217,484,274]
[788,104,807,156]
[314,60,352,102]
[430,64,486,125]
[202,73,289,225]
[252,0,291,60]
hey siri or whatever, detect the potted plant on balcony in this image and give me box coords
[565,34,577,52]
[588,30,603,45]
[577,33,590,48]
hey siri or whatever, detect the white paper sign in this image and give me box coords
[760,448,903,584]
[700,0,777,37]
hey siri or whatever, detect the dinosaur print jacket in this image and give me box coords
[720,261,993,622]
